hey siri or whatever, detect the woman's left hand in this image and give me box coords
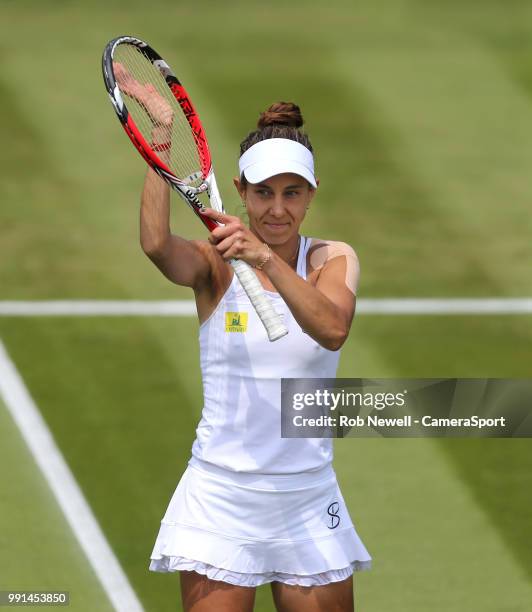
[200,208,269,268]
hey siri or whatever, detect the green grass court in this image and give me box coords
[1,1,531,610]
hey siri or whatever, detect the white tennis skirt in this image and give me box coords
[149,456,372,587]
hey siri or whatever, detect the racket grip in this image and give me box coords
[230,259,288,342]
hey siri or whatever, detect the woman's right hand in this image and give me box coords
[113,62,174,127]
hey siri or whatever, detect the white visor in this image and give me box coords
[238,138,317,188]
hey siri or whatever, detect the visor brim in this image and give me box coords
[242,161,317,189]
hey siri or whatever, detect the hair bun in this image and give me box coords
[257,102,304,130]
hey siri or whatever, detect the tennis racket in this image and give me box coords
[101,36,288,341]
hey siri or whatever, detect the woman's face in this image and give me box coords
[235,173,317,244]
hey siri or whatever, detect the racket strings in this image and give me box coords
[113,45,204,189]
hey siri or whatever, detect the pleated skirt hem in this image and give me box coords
[149,555,371,587]
[149,520,372,586]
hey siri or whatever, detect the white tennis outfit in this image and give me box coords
[149,236,372,586]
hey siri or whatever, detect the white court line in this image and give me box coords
[0,340,145,612]
[0,300,196,316]
[0,298,531,316]
[356,298,532,314]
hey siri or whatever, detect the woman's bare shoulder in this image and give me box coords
[190,239,232,287]
[307,238,359,268]
[307,238,360,295]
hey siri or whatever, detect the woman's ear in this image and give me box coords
[307,178,319,204]
[233,176,246,200]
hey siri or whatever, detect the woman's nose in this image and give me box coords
[269,195,285,217]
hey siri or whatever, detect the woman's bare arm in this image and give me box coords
[140,166,211,289]
[259,244,357,350]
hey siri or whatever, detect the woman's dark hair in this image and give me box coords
[239,102,313,185]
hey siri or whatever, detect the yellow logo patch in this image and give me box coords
[225,312,248,333]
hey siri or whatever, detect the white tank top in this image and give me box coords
[190,236,341,474]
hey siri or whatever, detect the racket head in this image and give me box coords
[102,36,216,225]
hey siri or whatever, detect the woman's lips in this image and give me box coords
[264,222,289,231]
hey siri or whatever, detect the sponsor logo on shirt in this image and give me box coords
[225,312,248,333]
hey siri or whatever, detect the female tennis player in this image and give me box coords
[144,101,371,611]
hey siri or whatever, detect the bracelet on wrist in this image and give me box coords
[151,141,171,152]
[255,243,271,270]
